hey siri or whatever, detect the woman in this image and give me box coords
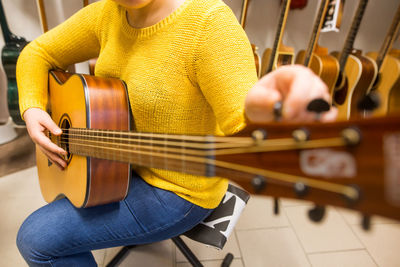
[16,0,336,266]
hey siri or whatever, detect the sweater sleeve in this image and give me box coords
[16,1,105,117]
[195,4,258,135]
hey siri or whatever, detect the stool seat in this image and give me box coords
[106,184,250,267]
[183,184,250,250]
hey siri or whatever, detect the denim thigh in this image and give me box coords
[17,173,213,265]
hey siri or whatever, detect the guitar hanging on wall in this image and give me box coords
[0,0,29,126]
[37,70,400,228]
[295,0,340,95]
[331,0,377,120]
[366,3,400,117]
[260,0,294,76]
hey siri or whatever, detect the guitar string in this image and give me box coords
[57,129,348,152]
[58,131,254,149]
[53,138,357,200]
[54,134,347,156]
[60,128,253,143]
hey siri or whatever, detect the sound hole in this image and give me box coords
[59,115,72,164]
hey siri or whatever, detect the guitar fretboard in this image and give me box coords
[376,3,400,71]
[265,0,291,74]
[339,0,369,72]
[303,0,330,67]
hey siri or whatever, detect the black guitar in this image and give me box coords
[0,0,29,125]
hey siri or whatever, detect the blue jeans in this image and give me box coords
[17,172,213,266]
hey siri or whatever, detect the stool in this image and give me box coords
[106,184,250,267]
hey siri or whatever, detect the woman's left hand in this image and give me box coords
[245,65,337,123]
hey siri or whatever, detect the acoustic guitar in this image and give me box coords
[260,0,294,76]
[37,70,400,225]
[0,0,29,125]
[331,0,377,120]
[366,4,400,117]
[295,0,340,95]
[239,0,260,77]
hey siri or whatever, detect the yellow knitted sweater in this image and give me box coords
[16,0,258,208]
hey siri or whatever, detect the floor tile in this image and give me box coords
[235,195,290,230]
[337,207,400,225]
[93,249,106,267]
[176,233,241,262]
[236,228,310,267]
[281,197,313,207]
[0,196,46,267]
[352,224,400,267]
[285,206,363,253]
[102,246,124,266]
[0,167,41,198]
[109,240,175,267]
[308,250,377,267]
[176,258,243,267]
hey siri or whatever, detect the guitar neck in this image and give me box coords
[338,0,369,72]
[58,128,214,177]
[240,0,250,28]
[303,0,330,67]
[265,0,292,73]
[36,0,48,33]
[0,0,18,44]
[376,3,400,71]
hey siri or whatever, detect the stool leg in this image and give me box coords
[172,236,203,267]
[106,245,136,267]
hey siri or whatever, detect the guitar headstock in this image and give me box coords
[215,114,400,226]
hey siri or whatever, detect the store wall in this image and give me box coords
[0,0,399,122]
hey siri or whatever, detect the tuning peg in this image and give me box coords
[308,205,326,223]
[306,98,331,114]
[251,175,267,193]
[273,98,330,121]
[273,101,283,121]
[294,182,309,197]
[361,215,371,231]
[357,92,380,112]
[274,197,280,215]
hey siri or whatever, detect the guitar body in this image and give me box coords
[1,41,28,125]
[37,71,132,208]
[348,51,378,119]
[261,45,294,75]
[367,52,400,117]
[332,52,377,120]
[390,49,400,59]
[295,46,340,96]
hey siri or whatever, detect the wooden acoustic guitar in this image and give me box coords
[260,0,294,76]
[331,0,377,120]
[240,0,260,77]
[0,0,29,125]
[38,70,400,224]
[366,4,400,117]
[295,0,340,96]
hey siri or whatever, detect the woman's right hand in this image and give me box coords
[23,108,67,170]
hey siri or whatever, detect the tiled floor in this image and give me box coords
[1,167,400,267]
